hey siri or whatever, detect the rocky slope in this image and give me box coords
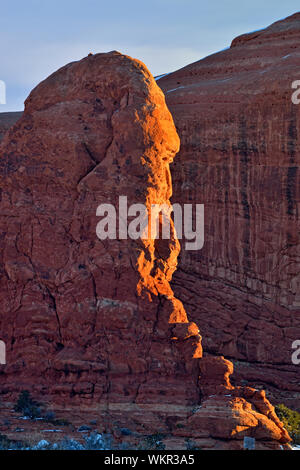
[158,12,300,410]
[0,51,291,449]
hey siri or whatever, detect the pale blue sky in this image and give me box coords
[0,1,299,111]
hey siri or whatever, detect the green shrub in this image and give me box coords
[138,433,166,450]
[275,403,300,445]
[0,433,24,450]
[14,390,41,419]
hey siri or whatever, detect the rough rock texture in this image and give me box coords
[0,51,291,449]
[0,112,22,142]
[158,13,300,411]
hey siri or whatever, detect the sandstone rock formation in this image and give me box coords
[158,12,300,411]
[0,51,291,449]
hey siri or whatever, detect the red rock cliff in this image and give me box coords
[158,13,300,411]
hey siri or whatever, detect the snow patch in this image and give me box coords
[166,86,185,94]
[42,429,62,433]
[155,72,171,81]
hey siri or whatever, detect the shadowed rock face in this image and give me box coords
[0,112,22,141]
[0,51,291,449]
[158,12,300,410]
[0,50,202,431]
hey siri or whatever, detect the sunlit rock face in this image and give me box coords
[158,12,300,410]
[0,50,291,449]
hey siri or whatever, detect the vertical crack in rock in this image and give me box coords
[45,287,63,343]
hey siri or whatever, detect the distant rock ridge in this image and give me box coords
[0,50,291,449]
[231,12,300,48]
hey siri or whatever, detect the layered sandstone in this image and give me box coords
[0,51,291,449]
[158,12,300,410]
